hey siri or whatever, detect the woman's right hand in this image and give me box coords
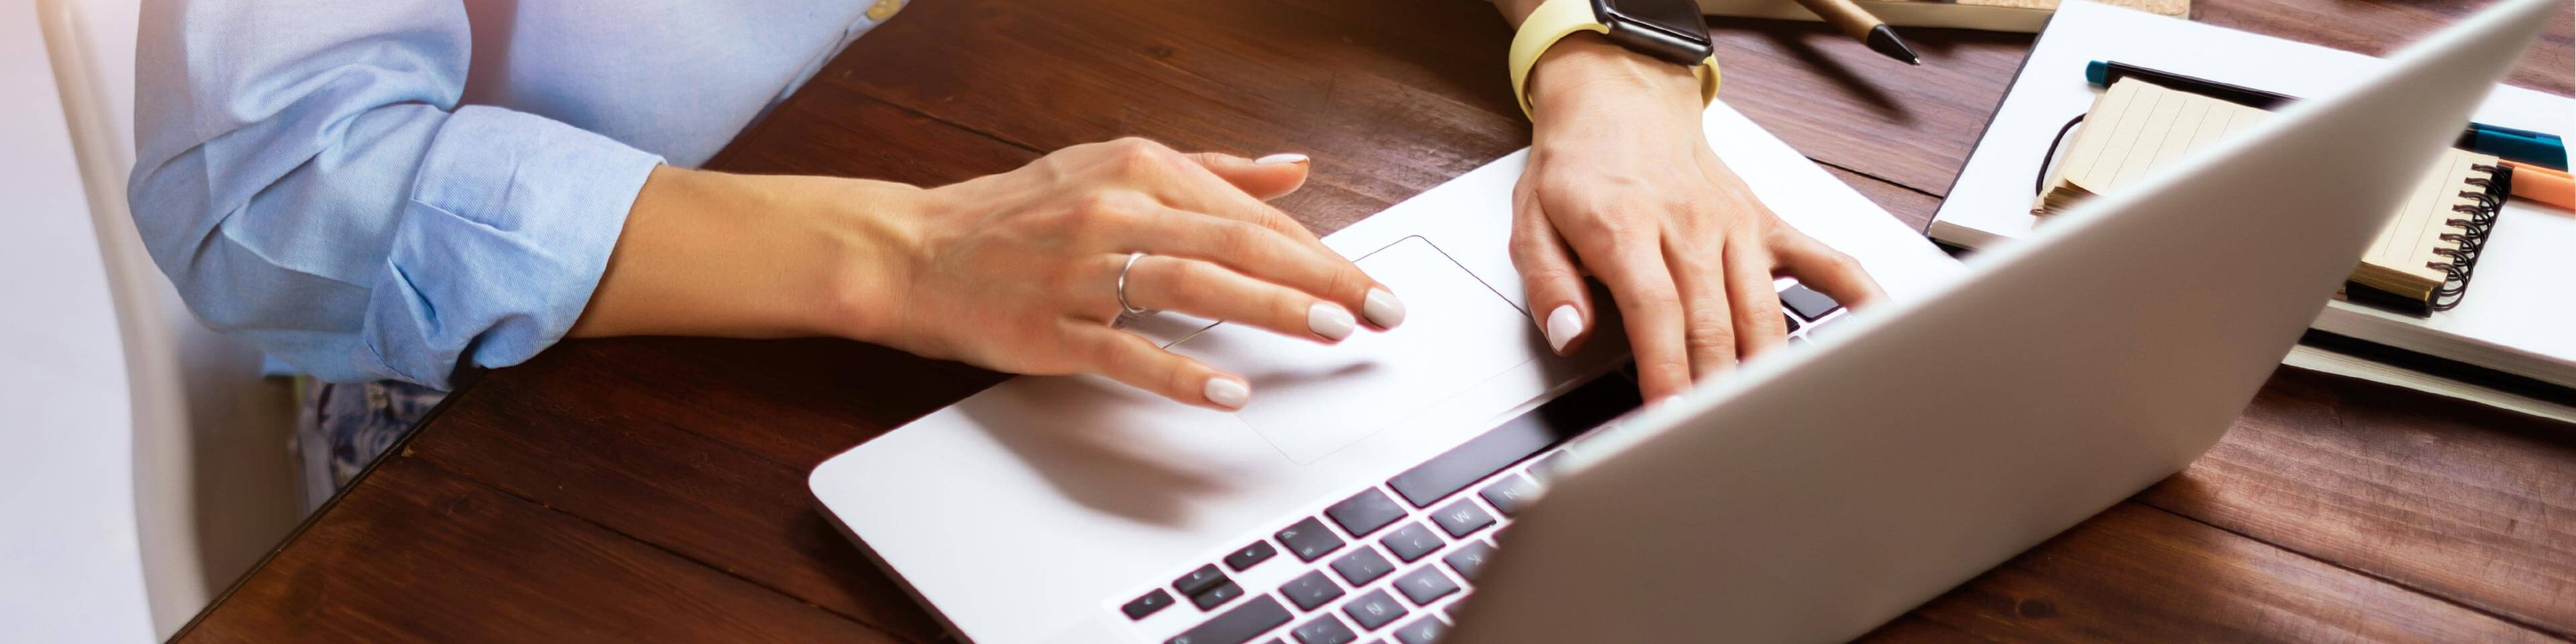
[574,138,1403,410]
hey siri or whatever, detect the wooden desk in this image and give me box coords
[177,1,2576,641]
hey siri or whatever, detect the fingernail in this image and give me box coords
[1544,304,1583,354]
[1307,302,1356,340]
[1363,288,1406,328]
[1254,152,1309,166]
[1203,377,1250,409]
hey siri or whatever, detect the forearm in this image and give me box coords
[568,166,922,342]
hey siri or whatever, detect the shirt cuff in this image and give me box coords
[355,105,663,388]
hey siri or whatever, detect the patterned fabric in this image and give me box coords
[294,379,449,511]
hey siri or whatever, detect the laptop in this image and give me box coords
[810,1,2560,641]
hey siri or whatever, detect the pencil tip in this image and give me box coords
[1866,25,1923,67]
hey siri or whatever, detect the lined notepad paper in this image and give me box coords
[2035,78,2508,311]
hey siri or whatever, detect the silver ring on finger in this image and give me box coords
[1116,251,1159,323]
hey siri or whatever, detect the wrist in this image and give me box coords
[1525,34,1707,126]
[790,174,932,345]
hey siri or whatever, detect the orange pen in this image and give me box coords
[2502,160,2574,210]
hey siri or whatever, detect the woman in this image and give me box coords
[129,0,1882,490]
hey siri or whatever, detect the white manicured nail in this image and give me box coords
[1363,288,1406,328]
[1203,377,1250,409]
[1308,302,1357,340]
[1545,305,1583,354]
[1254,152,1309,165]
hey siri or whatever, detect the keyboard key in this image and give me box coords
[1429,500,1494,538]
[1779,284,1841,321]
[1279,570,1346,611]
[1342,589,1408,631]
[1477,475,1540,517]
[1169,595,1293,644]
[1330,547,1396,586]
[1386,376,1639,508]
[1175,564,1229,597]
[1124,589,1177,620]
[1391,617,1447,644]
[1525,451,1570,483]
[1783,313,1802,331]
[1325,488,1408,539]
[1277,517,1346,562]
[1224,541,1279,572]
[1442,540,1495,582]
[1193,581,1246,610]
[1380,523,1444,563]
[1393,566,1460,606]
[1291,614,1360,644]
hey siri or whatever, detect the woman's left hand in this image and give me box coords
[1510,35,1887,401]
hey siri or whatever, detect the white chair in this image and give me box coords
[17,0,303,637]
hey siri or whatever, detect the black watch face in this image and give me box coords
[1594,0,1713,64]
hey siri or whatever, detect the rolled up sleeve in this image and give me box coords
[360,107,659,385]
[129,0,661,388]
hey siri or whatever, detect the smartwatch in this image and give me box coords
[1509,0,1723,119]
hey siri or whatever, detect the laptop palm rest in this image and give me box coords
[1169,235,1544,464]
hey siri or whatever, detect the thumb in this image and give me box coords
[1187,151,1310,200]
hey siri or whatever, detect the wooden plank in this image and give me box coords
[394,339,977,643]
[2143,368,2576,638]
[812,0,1529,232]
[176,457,904,643]
[1864,502,2558,643]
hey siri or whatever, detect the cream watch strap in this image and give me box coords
[1507,0,1722,120]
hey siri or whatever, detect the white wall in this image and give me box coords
[1,0,159,638]
[10,0,306,639]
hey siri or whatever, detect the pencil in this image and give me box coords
[1788,0,1921,66]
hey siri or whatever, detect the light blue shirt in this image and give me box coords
[129,0,903,388]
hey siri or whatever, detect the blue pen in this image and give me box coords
[2086,60,2569,170]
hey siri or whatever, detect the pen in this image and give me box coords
[2084,60,2569,170]
[1791,0,1922,65]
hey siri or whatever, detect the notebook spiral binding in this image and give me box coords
[2424,164,2514,311]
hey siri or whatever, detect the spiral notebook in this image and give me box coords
[2032,78,2514,315]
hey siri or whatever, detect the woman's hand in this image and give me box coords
[1513,35,1886,401]
[574,139,1403,410]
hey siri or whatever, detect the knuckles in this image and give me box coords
[1096,136,1179,180]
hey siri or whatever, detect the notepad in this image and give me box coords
[2033,78,2512,315]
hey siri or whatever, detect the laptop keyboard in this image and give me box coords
[1128,286,1849,644]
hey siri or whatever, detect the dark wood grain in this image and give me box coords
[1868,503,2558,643]
[2145,368,2576,637]
[180,458,904,643]
[180,0,2576,642]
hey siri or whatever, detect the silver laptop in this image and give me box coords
[810,1,2559,641]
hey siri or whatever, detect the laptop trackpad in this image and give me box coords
[1168,236,1539,464]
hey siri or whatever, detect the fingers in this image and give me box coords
[1509,199,1594,355]
[1085,140,1405,329]
[1120,254,1360,343]
[1077,325,1252,410]
[1187,151,1311,200]
[1768,227,1887,309]
[1721,238,1790,359]
[1124,206,1404,329]
[1568,229,1692,401]
[1666,235,1741,381]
